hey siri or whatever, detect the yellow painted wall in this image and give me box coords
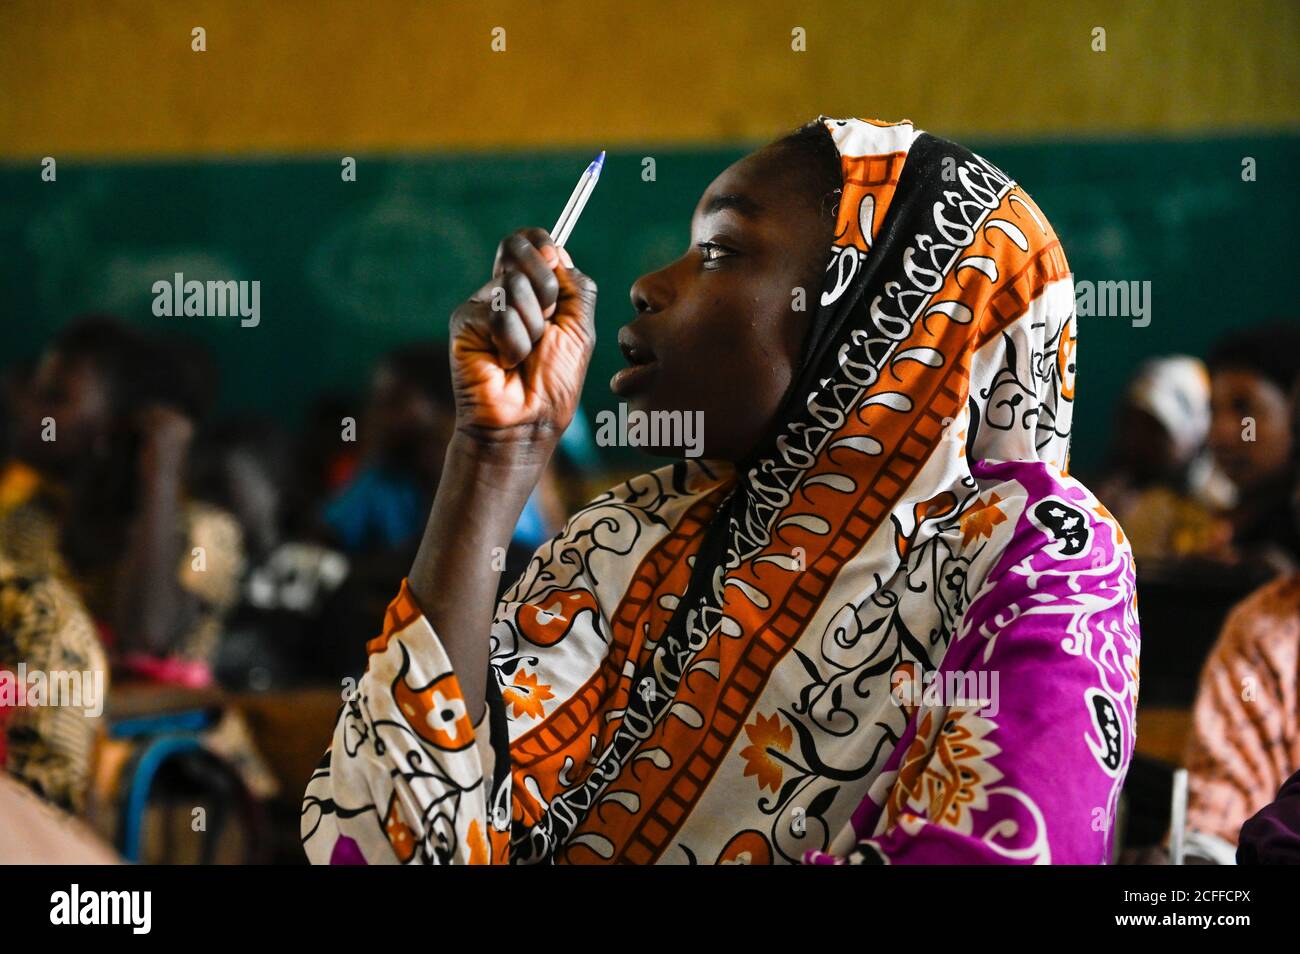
[1,0,1297,159]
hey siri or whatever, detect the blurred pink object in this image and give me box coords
[117,653,213,688]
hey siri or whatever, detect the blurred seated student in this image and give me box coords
[1185,383,1300,863]
[1206,322,1300,574]
[1095,355,1233,561]
[322,340,565,563]
[1184,574,1300,862]
[312,344,459,679]
[1237,768,1300,864]
[288,390,365,540]
[0,316,243,686]
[311,343,568,680]
[322,342,457,555]
[0,552,107,815]
[189,415,350,688]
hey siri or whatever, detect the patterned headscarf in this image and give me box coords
[651,118,1078,707]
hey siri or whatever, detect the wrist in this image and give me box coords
[449,427,559,472]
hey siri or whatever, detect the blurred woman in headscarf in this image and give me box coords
[1096,355,1232,561]
[301,118,1139,865]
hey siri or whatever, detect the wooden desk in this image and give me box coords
[105,682,343,803]
[1135,706,1192,765]
[235,687,342,800]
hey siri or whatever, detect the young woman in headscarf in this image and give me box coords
[301,118,1140,865]
[1094,355,1232,561]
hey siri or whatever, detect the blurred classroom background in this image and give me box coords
[0,0,1298,863]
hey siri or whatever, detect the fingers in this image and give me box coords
[456,270,544,370]
[502,270,546,342]
[453,293,533,370]
[456,229,597,370]
[488,307,533,369]
[492,229,561,314]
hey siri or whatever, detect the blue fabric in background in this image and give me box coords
[323,457,568,555]
[323,467,425,553]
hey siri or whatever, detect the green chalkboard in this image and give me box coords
[2,134,1296,474]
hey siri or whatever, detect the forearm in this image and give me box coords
[408,431,554,722]
[114,470,189,654]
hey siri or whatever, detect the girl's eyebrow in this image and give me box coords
[702,192,762,218]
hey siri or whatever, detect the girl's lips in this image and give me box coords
[610,361,659,396]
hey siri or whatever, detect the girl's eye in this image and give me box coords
[696,241,734,264]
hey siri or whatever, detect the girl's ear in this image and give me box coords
[826,187,843,219]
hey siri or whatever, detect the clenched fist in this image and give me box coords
[449,228,597,449]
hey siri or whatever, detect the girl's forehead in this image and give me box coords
[721,146,785,188]
[695,189,763,221]
[694,152,794,222]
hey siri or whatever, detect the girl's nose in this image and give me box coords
[629,265,673,316]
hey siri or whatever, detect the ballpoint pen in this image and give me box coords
[551,150,605,248]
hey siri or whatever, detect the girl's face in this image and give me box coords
[1209,369,1295,491]
[617,143,836,463]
